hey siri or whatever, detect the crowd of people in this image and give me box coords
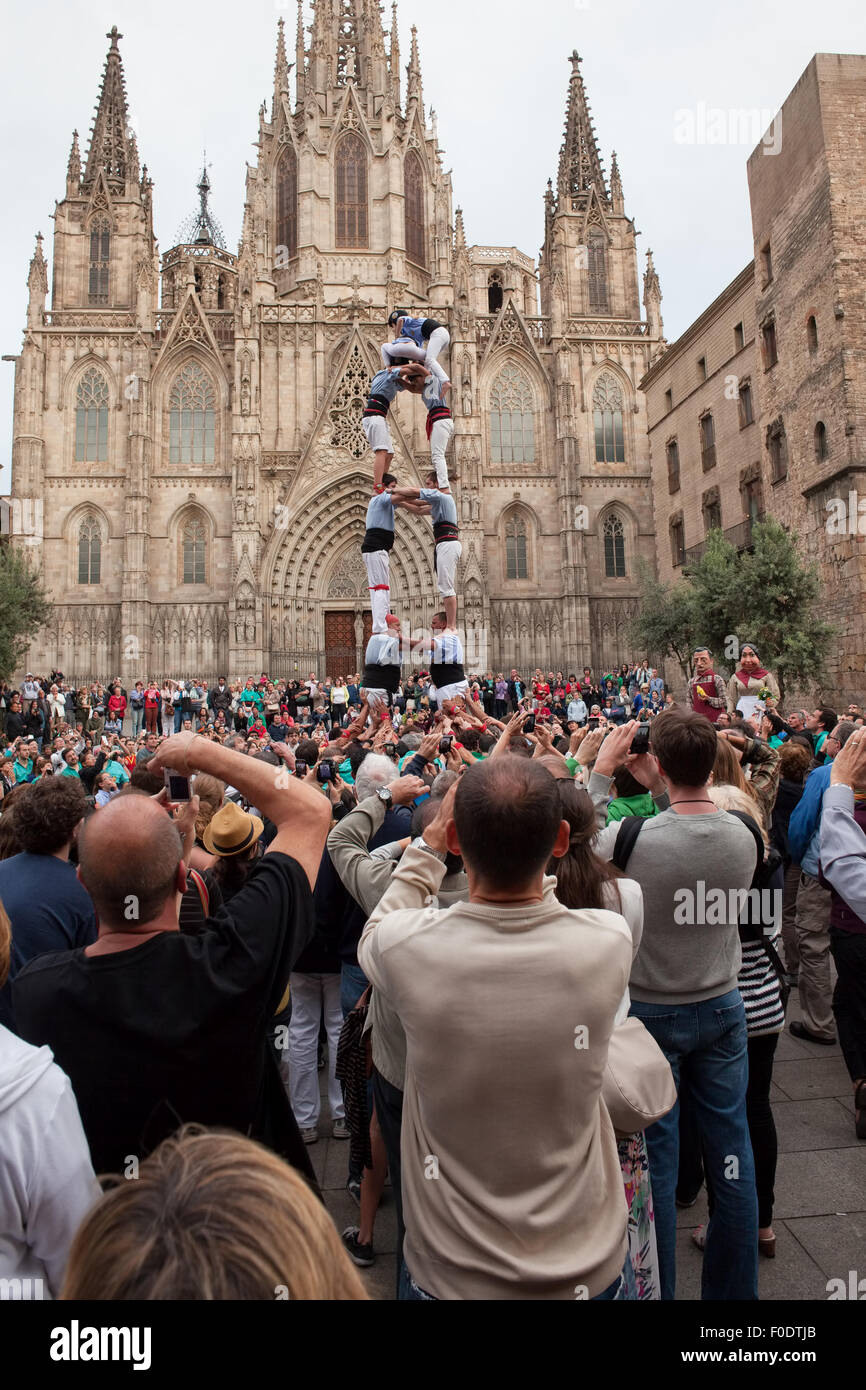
[0,639,863,1304]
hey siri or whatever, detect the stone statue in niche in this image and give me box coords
[240,366,251,416]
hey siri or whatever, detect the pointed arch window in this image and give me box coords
[593,374,626,463]
[181,515,207,585]
[587,227,609,313]
[335,133,368,248]
[505,512,529,581]
[74,368,109,462]
[78,516,102,585]
[490,364,536,464]
[88,217,110,305]
[169,364,216,464]
[404,151,426,267]
[276,144,298,262]
[603,513,626,578]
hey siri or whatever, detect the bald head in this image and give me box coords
[78,792,183,929]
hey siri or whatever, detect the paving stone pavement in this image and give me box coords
[306,996,863,1302]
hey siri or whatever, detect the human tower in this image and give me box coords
[358,313,467,716]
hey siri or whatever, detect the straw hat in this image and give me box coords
[202,801,264,857]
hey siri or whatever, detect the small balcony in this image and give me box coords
[684,517,758,567]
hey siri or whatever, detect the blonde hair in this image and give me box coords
[192,774,226,843]
[61,1126,368,1301]
[0,896,10,988]
[711,738,760,806]
[708,783,769,850]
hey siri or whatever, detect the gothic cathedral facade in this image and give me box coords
[10,6,666,683]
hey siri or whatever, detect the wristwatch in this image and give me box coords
[413,835,446,862]
[376,786,393,807]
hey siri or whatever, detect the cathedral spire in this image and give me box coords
[609,150,624,214]
[557,51,607,205]
[27,232,48,329]
[644,249,664,341]
[406,23,423,105]
[83,25,132,190]
[296,0,306,106]
[389,1,401,108]
[274,16,291,107]
[66,129,81,196]
[454,206,466,252]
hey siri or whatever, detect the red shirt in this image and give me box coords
[144,687,161,708]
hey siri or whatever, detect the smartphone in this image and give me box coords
[316,760,335,784]
[384,744,399,760]
[439,736,453,754]
[631,725,651,756]
[164,768,191,802]
[523,715,536,734]
[295,759,308,778]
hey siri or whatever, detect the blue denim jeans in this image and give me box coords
[173,707,184,733]
[630,989,758,1301]
[340,961,368,1020]
[398,1256,637,1302]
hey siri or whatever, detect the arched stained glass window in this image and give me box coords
[603,514,626,578]
[335,133,368,248]
[74,368,109,462]
[593,373,626,463]
[276,144,298,262]
[182,515,207,585]
[78,516,102,585]
[490,364,535,465]
[169,364,216,464]
[89,217,110,305]
[404,151,426,267]
[505,513,529,580]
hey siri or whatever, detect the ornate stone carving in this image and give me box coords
[328,345,371,460]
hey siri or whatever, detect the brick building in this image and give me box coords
[644,54,866,703]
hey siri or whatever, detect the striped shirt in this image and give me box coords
[738,934,786,1037]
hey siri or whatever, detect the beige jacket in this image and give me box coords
[358,849,631,1301]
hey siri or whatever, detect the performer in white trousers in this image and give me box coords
[362,364,421,492]
[382,311,451,388]
[393,474,462,631]
[429,613,469,711]
[361,615,403,715]
[422,373,454,493]
[361,482,397,634]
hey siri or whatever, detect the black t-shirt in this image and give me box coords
[13,853,319,1188]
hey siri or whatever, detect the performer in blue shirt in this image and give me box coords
[363,363,424,492]
[382,310,451,389]
[394,474,462,631]
[361,616,404,715]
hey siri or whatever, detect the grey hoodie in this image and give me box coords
[0,1025,99,1297]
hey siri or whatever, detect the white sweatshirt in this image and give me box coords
[0,1025,100,1298]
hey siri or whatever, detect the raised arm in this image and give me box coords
[151,732,331,888]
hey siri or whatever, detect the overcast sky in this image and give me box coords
[1,0,864,489]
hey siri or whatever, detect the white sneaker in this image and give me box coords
[300,1127,319,1146]
[332,1118,350,1140]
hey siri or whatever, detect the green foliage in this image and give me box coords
[0,544,51,682]
[629,521,835,700]
[628,560,700,681]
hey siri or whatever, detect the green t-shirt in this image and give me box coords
[605,794,658,826]
[240,688,264,710]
